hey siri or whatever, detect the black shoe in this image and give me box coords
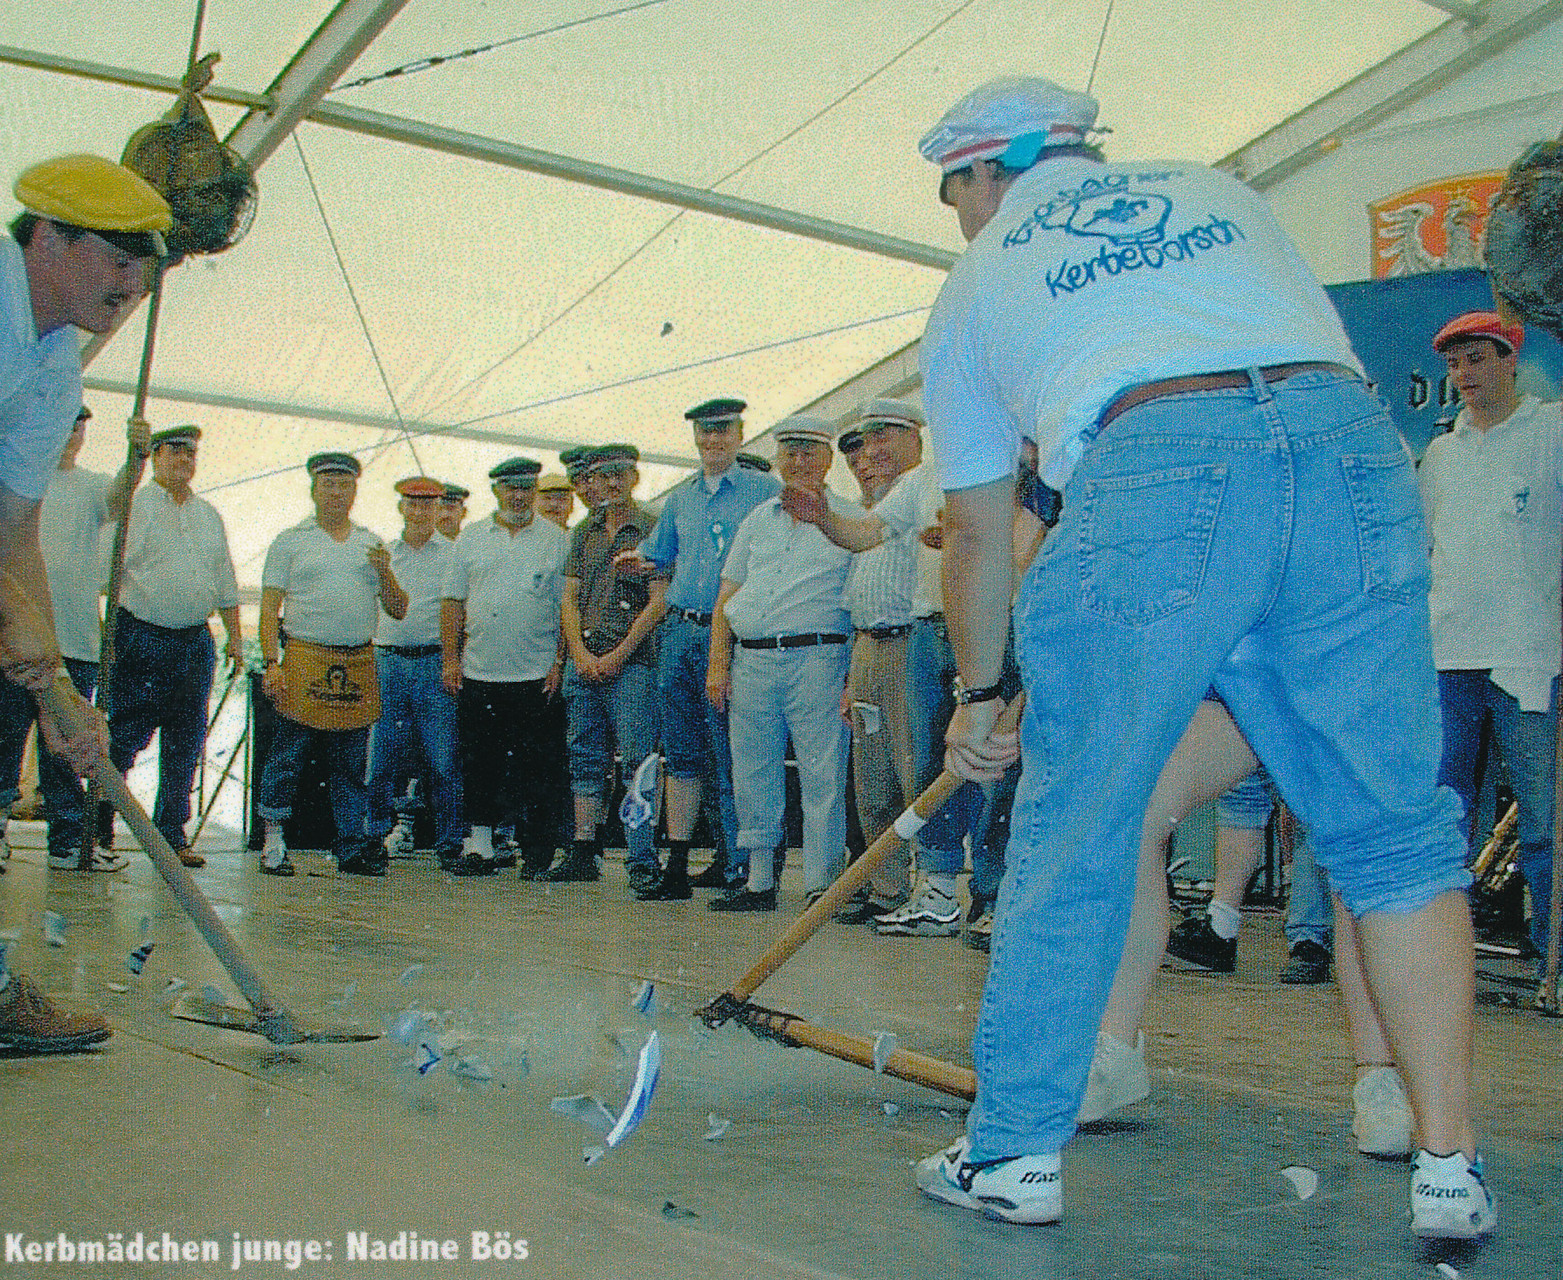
[626,864,662,895]
[708,887,777,912]
[448,853,499,877]
[1165,913,1236,972]
[543,854,600,883]
[636,870,692,901]
[835,891,901,926]
[492,850,518,869]
[521,854,556,880]
[258,853,295,877]
[337,852,388,877]
[688,861,730,889]
[1277,939,1331,984]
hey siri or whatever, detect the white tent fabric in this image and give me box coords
[1,1,1452,587]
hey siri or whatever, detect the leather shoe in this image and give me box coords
[176,847,206,868]
[708,887,777,912]
[543,854,600,883]
[338,852,388,877]
[258,853,295,877]
[636,870,691,901]
[688,861,730,889]
[448,853,499,877]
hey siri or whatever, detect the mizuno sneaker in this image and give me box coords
[874,879,960,937]
[1410,1149,1496,1240]
[915,1135,1062,1224]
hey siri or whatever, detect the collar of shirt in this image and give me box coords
[1453,394,1540,441]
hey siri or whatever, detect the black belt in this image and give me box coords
[856,624,912,641]
[1098,362,1358,431]
[674,607,713,626]
[377,643,441,658]
[738,633,849,650]
[116,607,207,637]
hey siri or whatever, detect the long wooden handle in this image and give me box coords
[39,681,304,1044]
[779,1017,976,1100]
[718,695,1025,1009]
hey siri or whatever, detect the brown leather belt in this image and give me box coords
[1098,362,1357,432]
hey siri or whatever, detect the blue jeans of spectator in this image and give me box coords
[563,659,660,873]
[728,643,850,896]
[1437,668,1557,967]
[658,618,740,865]
[365,649,463,857]
[968,369,1467,1162]
[257,717,372,863]
[1285,830,1333,950]
[106,611,216,853]
[0,658,97,855]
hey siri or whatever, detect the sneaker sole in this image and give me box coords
[915,1157,1062,1225]
[876,917,961,937]
[1411,1207,1496,1239]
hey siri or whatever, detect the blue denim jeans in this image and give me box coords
[106,611,216,853]
[657,618,740,861]
[563,659,660,872]
[365,650,464,856]
[1437,668,1557,967]
[969,369,1467,1161]
[0,658,97,854]
[728,643,850,896]
[257,718,372,863]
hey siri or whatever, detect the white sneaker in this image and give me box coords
[1410,1149,1496,1239]
[1352,1066,1413,1158]
[1077,1030,1150,1123]
[916,1135,1062,1224]
[383,818,416,859]
[261,827,287,869]
[873,879,960,936]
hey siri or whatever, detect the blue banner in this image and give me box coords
[1326,267,1563,457]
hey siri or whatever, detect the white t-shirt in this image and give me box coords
[1419,394,1563,710]
[721,490,865,640]
[120,483,240,630]
[443,515,566,682]
[39,466,110,662]
[262,518,385,647]
[376,533,453,648]
[921,157,1362,493]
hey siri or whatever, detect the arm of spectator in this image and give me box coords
[258,586,286,704]
[104,419,151,522]
[706,579,740,711]
[218,605,243,669]
[1013,505,1047,582]
[440,598,465,695]
[597,576,669,679]
[559,575,600,681]
[780,486,886,552]
[369,545,408,620]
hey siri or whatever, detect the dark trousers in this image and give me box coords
[0,658,98,855]
[104,610,216,852]
[460,677,562,861]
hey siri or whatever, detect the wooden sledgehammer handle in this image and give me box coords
[716,695,1025,1011]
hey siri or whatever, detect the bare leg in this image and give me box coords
[1331,897,1395,1079]
[664,774,702,843]
[1210,825,1265,912]
[1355,892,1476,1158]
[1099,701,1259,1041]
[574,794,600,840]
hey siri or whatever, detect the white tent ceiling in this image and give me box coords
[0,0,1475,587]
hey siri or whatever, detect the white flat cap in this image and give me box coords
[773,416,835,447]
[919,76,1099,173]
[857,398,925,431]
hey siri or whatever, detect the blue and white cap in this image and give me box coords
[919,76,1098,173]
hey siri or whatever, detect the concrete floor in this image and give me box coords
[1,825,1558,1280]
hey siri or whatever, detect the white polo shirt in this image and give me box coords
[39,466,110,662]
[262,518,384,647]
[1419,393,1563,710]
[376,533,453,648]
[721,489,865,641]
[443,514,566,682]
[120,483,240,630]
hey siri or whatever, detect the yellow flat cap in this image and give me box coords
[536,473,573,492]
[14,154,172,233]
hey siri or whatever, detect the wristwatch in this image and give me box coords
[952,676,1001,706]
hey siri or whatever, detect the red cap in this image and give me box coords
[1432,311,1524,355]
[394,476,445,498]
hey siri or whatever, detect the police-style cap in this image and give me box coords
[537,472,573,493]
[735,452,772,473]
[685,397,746,428]
[441,483,470,502]
[150,424,200,449]
[395,475,445,498]
[306,451,361,477]
[14,154,172,258]
[589,443,640,472]
[1432,311,1524,356]
[489,457,542,484]
[919,77,1099,174]
[858,398,925,432]
[773,416,834,448]
[559,445,594,479]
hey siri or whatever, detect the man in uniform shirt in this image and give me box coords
[559,445,602,515]
[256,453,406,877]
[618,397,778,899]
[0,407,143,873]
[706,417,862,911]
[555,444,667,887]
[910,75,1488,1239]
[366,475,463,870]
[536,472,575,530]
[99,424,241,869]
[442,457,567,876]
[436,483,469,541]
[0,153,168,1053]
[1420,311,1561,986]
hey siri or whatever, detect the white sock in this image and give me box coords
[745,849,775,893]
[467,826,494,859]
[262,821,286,864]
[925,873,958,899]
[1207,899,1241,940]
